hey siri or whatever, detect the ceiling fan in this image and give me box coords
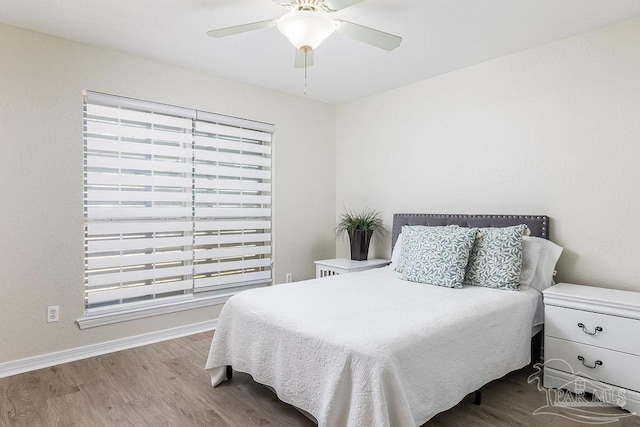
[206,0,402,69]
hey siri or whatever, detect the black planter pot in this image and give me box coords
[349,229,373,261]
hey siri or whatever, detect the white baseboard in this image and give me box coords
[0,319,217,379]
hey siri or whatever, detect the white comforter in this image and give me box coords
[205,267,537,426]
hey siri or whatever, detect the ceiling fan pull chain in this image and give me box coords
[304,46,309,96]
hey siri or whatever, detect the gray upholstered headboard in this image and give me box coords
[391,214,549,250]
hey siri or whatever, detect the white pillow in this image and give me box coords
[519,237,543,289]
[389,233,403,271]
[526,236,563,292]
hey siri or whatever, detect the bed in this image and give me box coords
[205,214,554,426]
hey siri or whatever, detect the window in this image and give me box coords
[81,91,273,327]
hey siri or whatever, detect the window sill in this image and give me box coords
[76,294,232,330]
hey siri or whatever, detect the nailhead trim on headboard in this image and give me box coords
[391,214,549,251]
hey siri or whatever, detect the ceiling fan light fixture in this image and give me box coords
[277,10,335,50]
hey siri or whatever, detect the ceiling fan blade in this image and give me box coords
[335,20,402,51]
[207,20,276,38]
[294,49,315,68]
[272,0,295,8]
[323,0,366,12]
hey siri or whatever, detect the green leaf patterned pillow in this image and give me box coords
[399,225,478,288]
[464,224,528,290]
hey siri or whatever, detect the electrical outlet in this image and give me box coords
[47,305,59,323]
[285,273,293,283]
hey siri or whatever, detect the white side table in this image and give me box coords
[543,283,640,415]
[314,258,390,278]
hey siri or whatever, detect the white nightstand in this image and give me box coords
[543,283,640,415]
[314,258,390,278]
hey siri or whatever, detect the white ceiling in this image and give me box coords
[1,0,640,105]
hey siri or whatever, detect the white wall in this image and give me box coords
[0,24,336,364]
[336,18,640,292]
[3,15,639,366]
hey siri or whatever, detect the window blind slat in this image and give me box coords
[195,121,272,142]
[86,172,192,188]
[87,104,193,129]
[87,120,192,144]
[87,207,192,220]
[194,178,270,192]
[194,233,271,246]
[194,149,271,167]
[194,165,270,180]
[86,138,192,159]
[196,111,274,133]
[86,90,196,120]
[87,250,193,270]
[193,208,271,218]
[194,271,271,289]
[194,135,271,154]
[86,156,192,174]
[87,280,193,305]
[88,235,192,252]
[194,193,270,205]
[88,190,191,203]
[87,265,193,288]
[88,221,192,235]
[195,245,271,260]
[194,258,271,275]
[194,220,270,231]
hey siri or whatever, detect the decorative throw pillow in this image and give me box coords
[399,225,478,288]
[464,224,528,291]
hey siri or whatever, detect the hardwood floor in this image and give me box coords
[1,332,638,426]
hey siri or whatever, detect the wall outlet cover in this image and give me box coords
[47,305,59,323]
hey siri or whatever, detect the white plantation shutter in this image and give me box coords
[83,91,273,316]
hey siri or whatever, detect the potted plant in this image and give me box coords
[335,208,384,261]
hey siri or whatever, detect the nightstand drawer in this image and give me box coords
[545,336,640,393]
[545,305,640,355]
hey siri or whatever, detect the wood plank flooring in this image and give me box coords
[1,332,638,426]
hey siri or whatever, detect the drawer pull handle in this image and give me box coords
[578,355,603,369]
[577,322,603,335]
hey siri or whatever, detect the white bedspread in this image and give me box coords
[205,267,538,426]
